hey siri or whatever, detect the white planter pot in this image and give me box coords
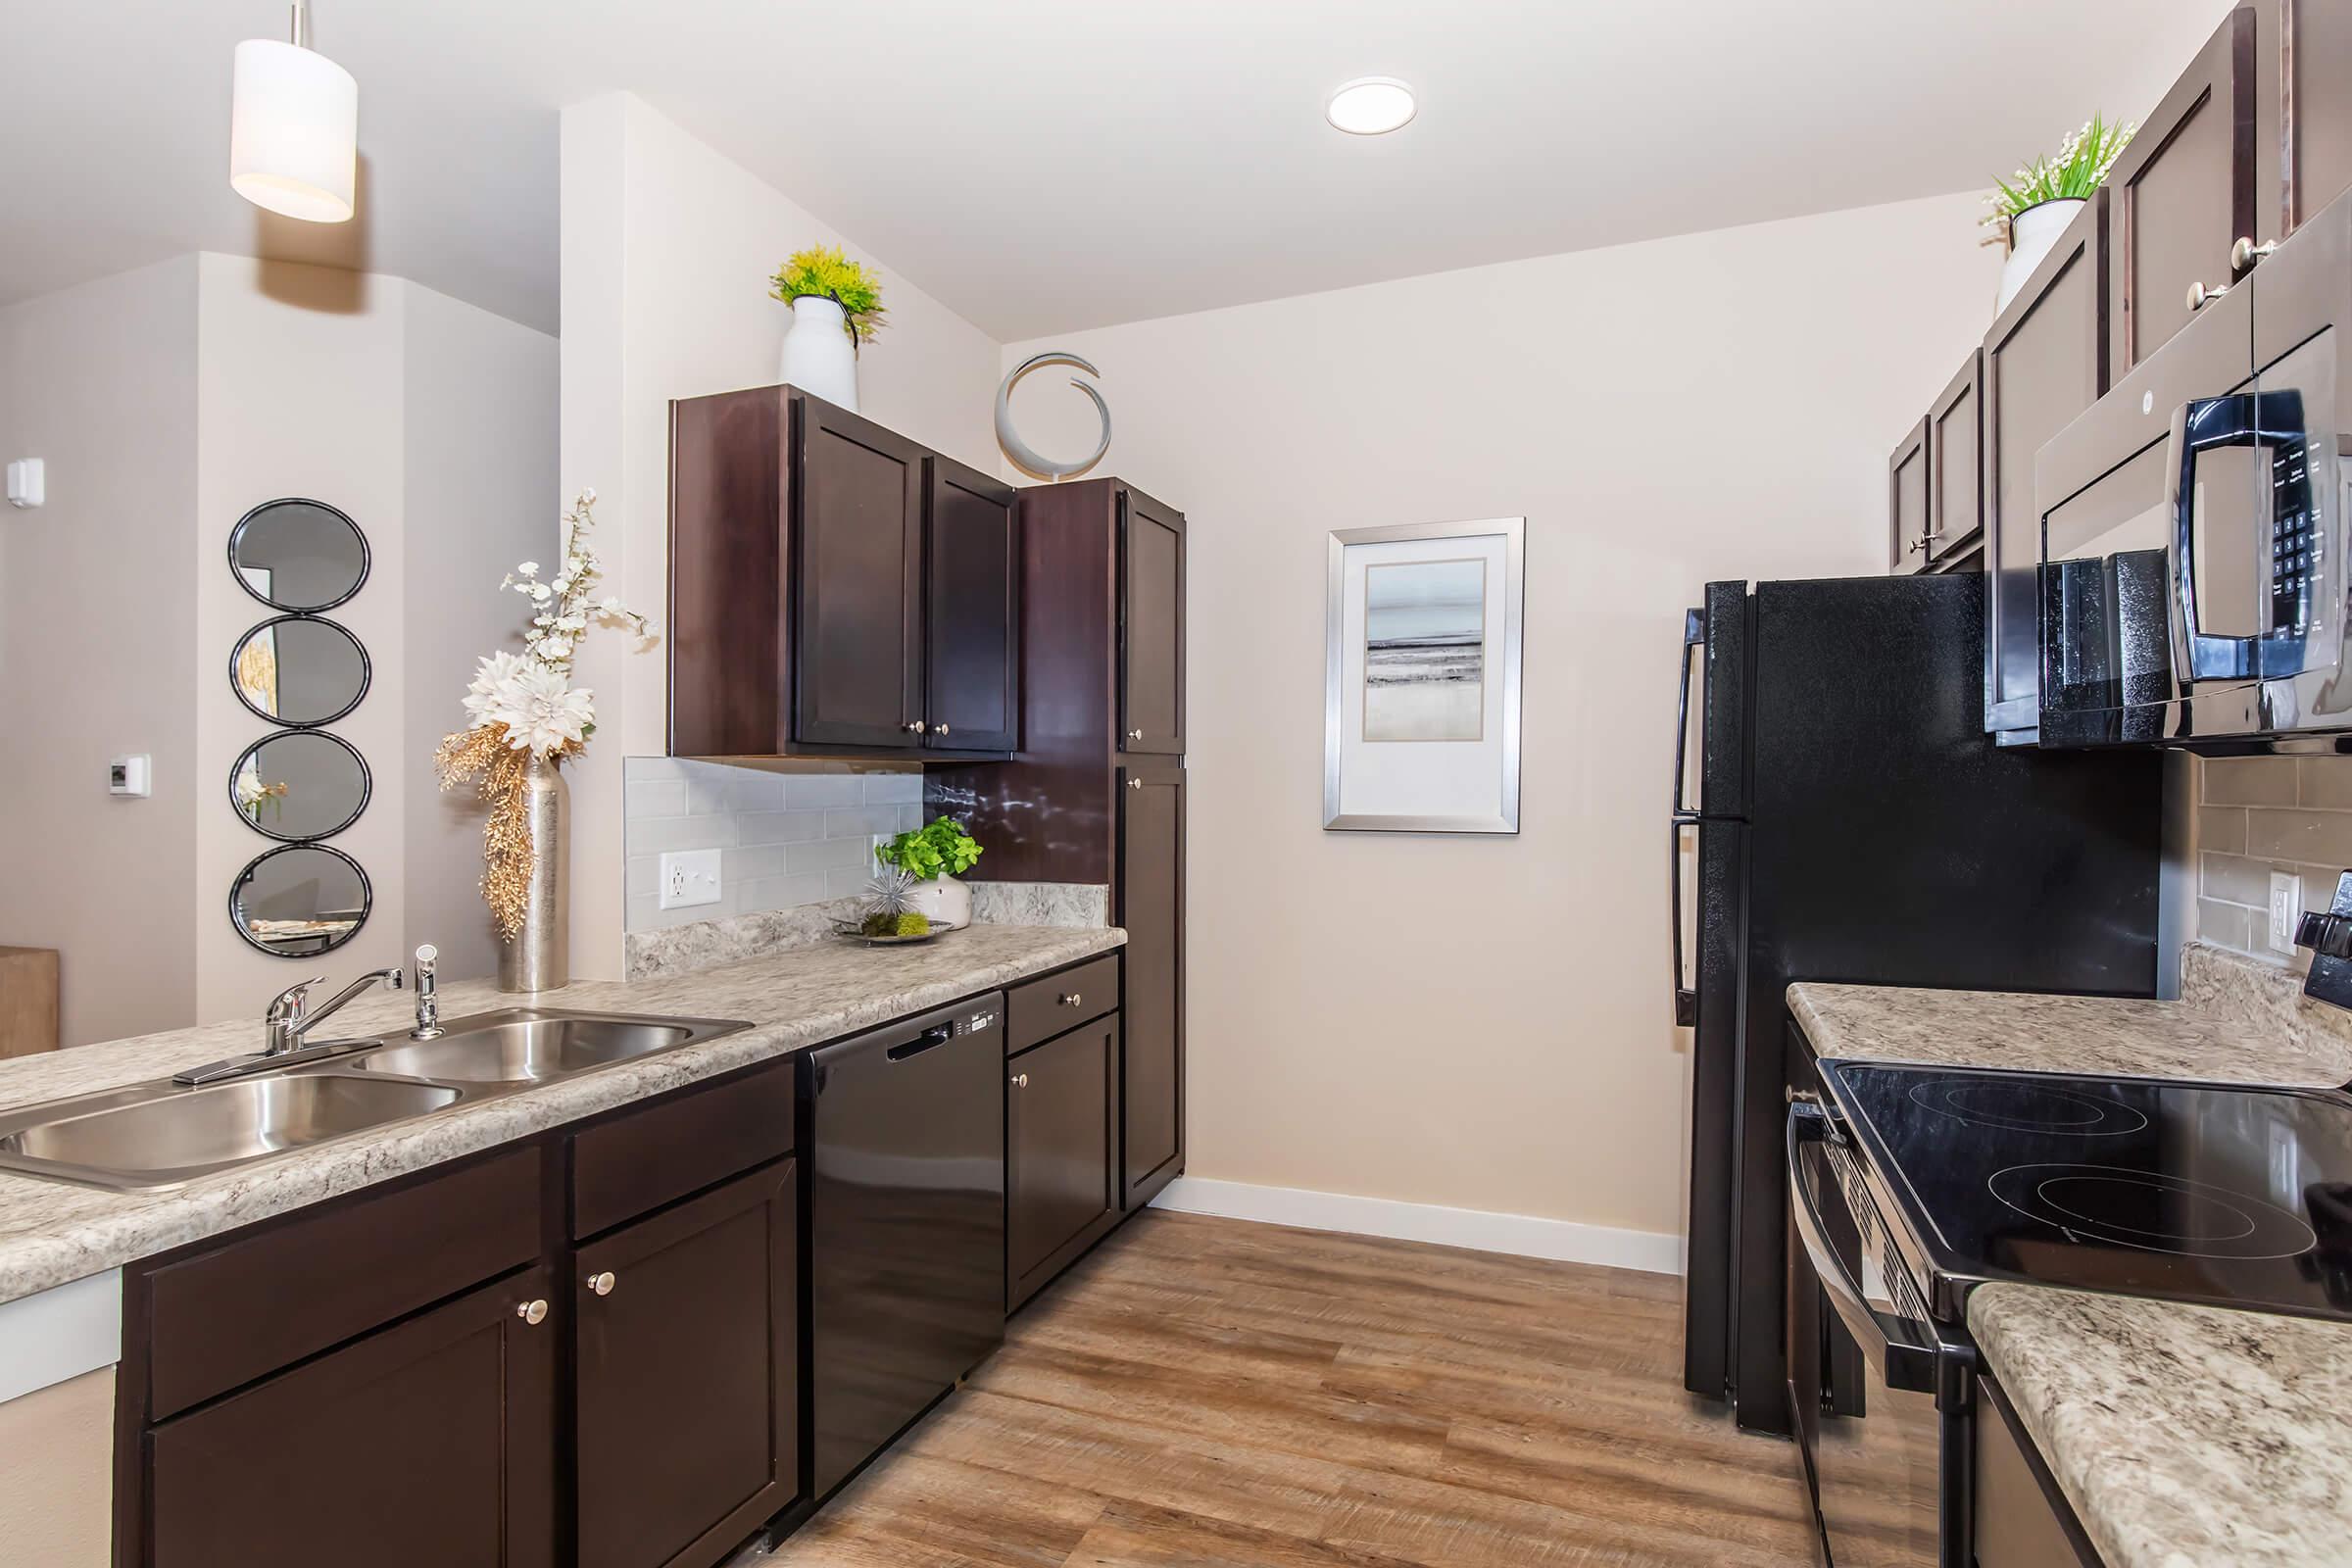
[1995,199,2085,313]
[778,295,859,411]
[904,875,970,928]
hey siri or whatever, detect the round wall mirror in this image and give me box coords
[229,844,371,957]
[229,730,369,843]
[231,615,369,727]
[229,499,369,612]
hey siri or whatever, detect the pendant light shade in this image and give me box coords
[228,11,357,224]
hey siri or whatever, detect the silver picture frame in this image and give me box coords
[1324,516,1525,833]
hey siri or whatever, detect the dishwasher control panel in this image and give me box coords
[957,1006,1000,1036]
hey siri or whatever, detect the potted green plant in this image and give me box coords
[874,817,982,927]
[769,245,887,412]
[1984,115,2134,312]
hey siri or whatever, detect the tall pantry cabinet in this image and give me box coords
[929,477,1188,1216]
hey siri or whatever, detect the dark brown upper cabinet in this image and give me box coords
[1118,487,1186,756]
[794,397,927,750]
[574,1158,799,1568]
[2274,2,2352,231]
[1927,351,1984,567]
[1984,191,2108,736]
[2109,10,2258,380]
[1888,417,1931,573]
[667,386,1018,760]
[925,455,1021,753]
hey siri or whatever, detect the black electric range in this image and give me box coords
[1812,1059,2352,1325]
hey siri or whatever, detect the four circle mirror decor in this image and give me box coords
[230,613,370,727]
[229,730,370,843]
[229,498,370,612]
[226,497,376,955]
[228,843,373,957]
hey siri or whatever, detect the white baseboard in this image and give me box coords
[1150,1177,1685,1277]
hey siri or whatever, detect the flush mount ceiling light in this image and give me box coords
[1326,76,1416,136]
[229,0,359,223]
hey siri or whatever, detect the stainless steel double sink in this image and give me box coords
[0,1008,751,1191]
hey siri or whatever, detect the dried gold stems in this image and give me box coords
[435,726,580,940]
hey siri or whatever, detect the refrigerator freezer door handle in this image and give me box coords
[1673,608,1704,816]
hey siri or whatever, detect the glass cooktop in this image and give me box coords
[1816,1061,2352,1322]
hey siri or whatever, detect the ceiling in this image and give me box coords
[1,1,2233,341]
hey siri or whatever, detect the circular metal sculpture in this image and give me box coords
[995,351,1111,479]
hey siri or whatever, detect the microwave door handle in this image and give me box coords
[1786,1102,1940,1395]
[2168,393,2264,682]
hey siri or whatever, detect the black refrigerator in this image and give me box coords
[1674,571,2179,1435]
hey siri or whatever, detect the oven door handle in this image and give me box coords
[1787,1101,1940,1395]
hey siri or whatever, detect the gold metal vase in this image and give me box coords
[499,753,570,992]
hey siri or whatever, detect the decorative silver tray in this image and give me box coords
[829,918,967,948]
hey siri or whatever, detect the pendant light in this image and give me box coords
[228,1,358,223]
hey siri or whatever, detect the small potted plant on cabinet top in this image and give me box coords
[1983,114,2134,312]
[769,245,887,412]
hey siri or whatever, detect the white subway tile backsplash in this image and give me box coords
[784,774,866,809]
[622,779,689,819]
[621,758,910,932]
[824,805,903,840]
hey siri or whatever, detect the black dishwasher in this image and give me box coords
[802,993,1005,1497]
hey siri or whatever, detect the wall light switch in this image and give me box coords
[109,755,151,798]
[659,848,722,910]
[2270,870,2301,953]
[6,458,43,510]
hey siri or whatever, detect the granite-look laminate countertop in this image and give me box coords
[1788,947,2352,1089]
[1970,1285,2352,1568]
[0,923,1121,1308]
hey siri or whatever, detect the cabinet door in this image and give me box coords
[147,1268,557,1568]
[1007,1016,1119,1309]
[925,455,1020,754]
[1118,488,1185,756]
[795,395,926,750]
[1117,761,1184,1207]
[575,1159,798,1568]
[1927,352,1984,565]
[2110,9,2258,379]
[1888,417,1931,572]
[2284,0,2352,232]
[1984,193,2107,735]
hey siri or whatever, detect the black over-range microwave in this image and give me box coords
[2029,186,2352,748]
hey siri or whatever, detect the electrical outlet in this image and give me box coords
[2270,870,2301,953]
[659,849,722,911]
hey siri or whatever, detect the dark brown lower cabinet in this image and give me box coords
[146,1265,558,1568]
[1118,760,1185,1208]
[1007,1017,1120,1309]
[575,1158,799,1568]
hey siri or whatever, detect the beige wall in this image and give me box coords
[0,1365,113,1566]
[1,257,553,1043]
[559,92,1004,978]
[1002,192,2000,1240]
[0,259,201,1046]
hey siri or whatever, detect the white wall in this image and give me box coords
[559,92,1004,978]
[0,259,200,1046]
[1003,191,2000,1243]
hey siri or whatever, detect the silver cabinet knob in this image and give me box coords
[2232,235,2279,271]
[2187,278,2230,311]
[935,723,950,736]
[1127,728,1144,741]
[1058,992,1082,1006]
[586,1270,615,1297]
[1129,777,1144,790]
[1011,1072,1029,1088]
[516,1298,549,1326]
[903,720,927,735]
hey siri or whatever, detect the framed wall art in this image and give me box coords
[1323,516,1524,833]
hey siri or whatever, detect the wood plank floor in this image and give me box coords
[760,1211,1817,1567]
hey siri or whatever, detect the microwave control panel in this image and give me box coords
[2273,437,2318,636]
